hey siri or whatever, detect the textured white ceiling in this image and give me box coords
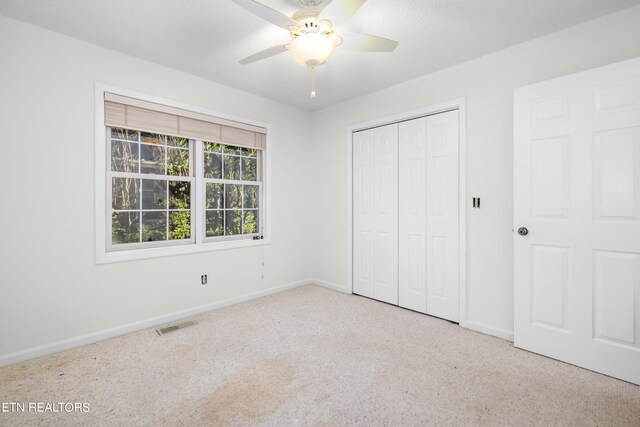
[1,0,639,111]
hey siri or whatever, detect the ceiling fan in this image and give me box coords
[232,0,398,98]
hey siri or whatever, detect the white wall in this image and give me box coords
[309,6,640,335]
[0,15,312,358]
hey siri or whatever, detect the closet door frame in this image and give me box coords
[347,98,467,326]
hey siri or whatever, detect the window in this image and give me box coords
[203,142,261,239]
[108,129,194,249]
[96,87,270,263]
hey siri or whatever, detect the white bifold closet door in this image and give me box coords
[353,123,399,305]
[399,111,460,319]
[353,110,459,321]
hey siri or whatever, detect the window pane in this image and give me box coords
[167,147,189,176]
[112,212,139,244]
[243,210,259,234]
[225,184,242,209]
[223,155,240,180]
[141,144,165,175]
[204,142,222,152]
[242,148,257,157]
[169,210,191,240]
[241,157,257,181]
[225,210,241,235]
[243,185,258,209]
[169,181,190,209]
[111,128,138,141]
[206,183,224,209]
[142,179,167,209]
[140,132,164,144]
[204,153,222,179]
[111,140,139,173]
[142,212,167,242]
[168,136,188,148]
[224,144,241,155]
[112,177,139,210]
[206,210,224,237]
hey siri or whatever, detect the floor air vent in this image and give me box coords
[156,319,197,336]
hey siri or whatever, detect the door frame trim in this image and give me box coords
[346,98,467,326]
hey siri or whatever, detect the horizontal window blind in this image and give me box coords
[105,93,266,150]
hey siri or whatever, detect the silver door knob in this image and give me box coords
[517,227,529,236]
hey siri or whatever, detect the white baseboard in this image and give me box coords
[462,320,514,342]
[308,278,350,294]
[0,278,312,368]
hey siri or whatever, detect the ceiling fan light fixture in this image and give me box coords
[288,32,338,66]
[232,0,398,100]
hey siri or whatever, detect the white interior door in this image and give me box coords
[353,124,398,304]
[514,57,640,385]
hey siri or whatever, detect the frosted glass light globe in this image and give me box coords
[289,32,337,66]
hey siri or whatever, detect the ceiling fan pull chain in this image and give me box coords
[310,65,317,99]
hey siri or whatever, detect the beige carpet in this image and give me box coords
[1,285,639,426]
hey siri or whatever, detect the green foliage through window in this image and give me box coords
[110,128,191,245]
[203,140,261,239]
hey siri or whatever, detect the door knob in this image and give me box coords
[517,227,529,236]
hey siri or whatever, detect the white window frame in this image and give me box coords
[95,83,271,264]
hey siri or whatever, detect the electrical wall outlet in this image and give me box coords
[201,274,207,285]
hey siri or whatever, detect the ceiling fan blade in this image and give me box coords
[231,0,298,30]
[318,0,367,28]
[239,44,288,64]
[339,32,398,52]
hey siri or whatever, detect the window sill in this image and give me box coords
[95,237,271,264]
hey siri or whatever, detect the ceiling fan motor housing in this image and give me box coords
[291,6,322,22]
